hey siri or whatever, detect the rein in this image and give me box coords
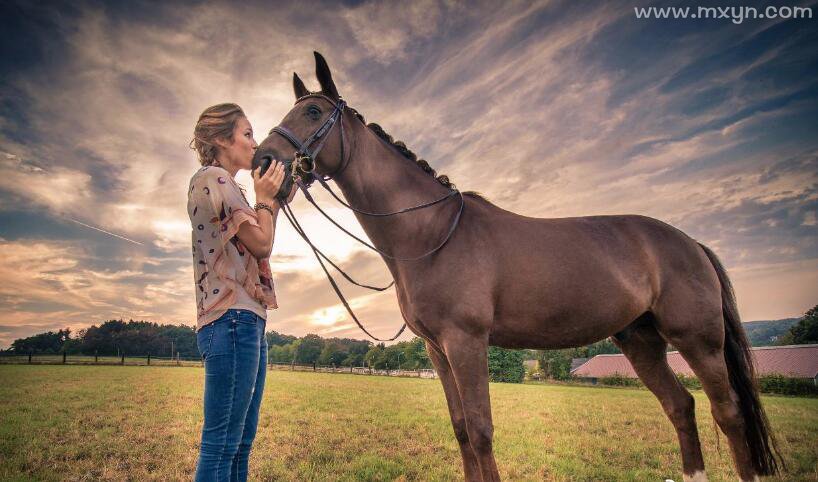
[269,93,464,342]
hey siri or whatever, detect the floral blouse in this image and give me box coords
[187,165,278,332]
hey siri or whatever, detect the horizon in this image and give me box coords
[1,0,816,350]
[1,314,805,351]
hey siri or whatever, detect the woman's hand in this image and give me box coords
[252,160,286,205]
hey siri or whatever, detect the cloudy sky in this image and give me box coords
[1,0,816,349]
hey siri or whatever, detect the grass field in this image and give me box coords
[0,365,815,481]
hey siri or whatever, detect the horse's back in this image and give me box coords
[468,204,715,348]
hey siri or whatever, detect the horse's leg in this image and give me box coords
[441,332,501,482]
[673,338,760,482]
[613,318,706,481]
[655,293,762,481]
[426,340,481,481]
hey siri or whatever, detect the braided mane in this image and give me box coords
[348,106,454,190]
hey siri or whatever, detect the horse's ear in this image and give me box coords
[293,72,309,99]
[314,51,339,100]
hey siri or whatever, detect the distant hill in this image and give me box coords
[743,318,799,346]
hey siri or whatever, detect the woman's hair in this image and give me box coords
[190,103,246,166]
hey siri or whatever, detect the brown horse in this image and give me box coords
[255,52,783,482]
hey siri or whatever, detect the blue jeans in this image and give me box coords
[195,309,268,482]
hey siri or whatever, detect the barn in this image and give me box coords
[571,344,818,385]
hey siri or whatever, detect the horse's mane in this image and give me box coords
[348,107,455,190]
[346,106,494,205]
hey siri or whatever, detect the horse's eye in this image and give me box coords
[306,105,321,120]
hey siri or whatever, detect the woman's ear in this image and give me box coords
[293,72,309,99]
[213,135,232,150]
[314,51,339,100]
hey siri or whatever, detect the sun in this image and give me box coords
[309,305,347,327]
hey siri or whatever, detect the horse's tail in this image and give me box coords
[698,242,784,476]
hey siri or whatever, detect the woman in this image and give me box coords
[187,103,296,481]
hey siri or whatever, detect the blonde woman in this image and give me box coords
[187,103,296,481]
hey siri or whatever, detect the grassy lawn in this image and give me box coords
[0,365,815,481]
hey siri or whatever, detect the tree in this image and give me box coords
[364,344,385,368]
[537,349,572,380]
[267,330,297,347]
[269,343,296,363]
[778,305,818,345]
[401,337,431,369]
[10,329,72,354]
[487,346,525,383]
[317,341,348,366]
[295,334,323,364]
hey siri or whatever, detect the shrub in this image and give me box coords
[598,373,642,387]
[488,347,525,383]
[757,374,818,396]
[676,374,702,390]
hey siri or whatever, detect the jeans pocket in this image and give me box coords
[196,325,214,360]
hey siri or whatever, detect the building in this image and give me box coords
[571,344,818,385]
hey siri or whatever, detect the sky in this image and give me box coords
[0,0,816,349]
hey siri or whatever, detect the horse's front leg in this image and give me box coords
[426,340,481,481]
[440,330,501,482]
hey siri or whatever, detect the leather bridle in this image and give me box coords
[267,93,464,341]
[269,93,350,181]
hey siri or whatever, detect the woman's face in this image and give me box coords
[221,116,258,170]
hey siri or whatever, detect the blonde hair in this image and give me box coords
[190,103,246,166]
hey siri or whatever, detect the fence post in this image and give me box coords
[313,362,316,372]
[94,350,98,364]
[28,352,32,364]
[121,353,125,365]
[177,352,181,366]
[147,353,151,366]
[63,351,66,364]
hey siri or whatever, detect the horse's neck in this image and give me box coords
[332,124,456,258]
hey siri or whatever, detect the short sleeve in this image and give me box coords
[197,166,260,247]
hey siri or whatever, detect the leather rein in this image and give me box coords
[268,93,464,342]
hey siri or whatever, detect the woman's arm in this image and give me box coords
[233,161,292,259]
[236,205,278,259]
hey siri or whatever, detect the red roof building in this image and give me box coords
[571,344,818,382]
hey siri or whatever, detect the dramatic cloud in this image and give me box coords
[1,0,816,348]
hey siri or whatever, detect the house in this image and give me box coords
[571,344,818,385]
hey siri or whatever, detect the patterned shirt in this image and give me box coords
[187,165,278,332]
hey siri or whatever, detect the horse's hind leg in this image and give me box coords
[654,286,770,481]
[613,316,706,482]
[425,340,481,481]
[672,336,761,482]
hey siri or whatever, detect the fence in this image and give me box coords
[0,353,437,379]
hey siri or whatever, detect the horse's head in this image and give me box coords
[253,52,349,199]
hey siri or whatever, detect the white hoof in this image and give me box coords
[683,471,708,482]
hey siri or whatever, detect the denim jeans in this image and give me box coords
[195,308,268,482]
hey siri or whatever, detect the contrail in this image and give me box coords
[65,217,145,246]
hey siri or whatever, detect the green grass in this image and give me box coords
[0,366,815,481]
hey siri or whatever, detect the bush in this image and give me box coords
[676,374,702,390]
[757,374,818,396]
[598,374,642,387]
[488,347,525,383]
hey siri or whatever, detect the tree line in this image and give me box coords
[5,304,815,383]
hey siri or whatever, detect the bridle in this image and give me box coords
[267,93,465,342]
[269,93,351,182]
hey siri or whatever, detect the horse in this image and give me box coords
[253,52,782,482]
